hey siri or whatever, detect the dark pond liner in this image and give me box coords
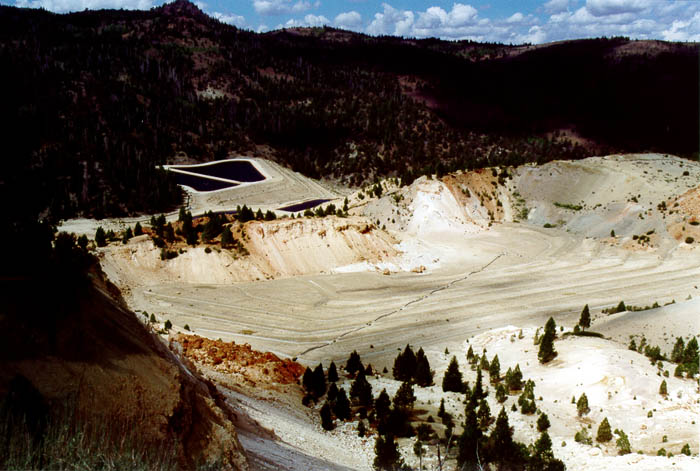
[172,172,238,192]
[170,160,265,182]
[278,199,331,212]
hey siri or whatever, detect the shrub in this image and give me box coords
[596,418,612,442]
[615,429,631,455]
[681,443,691,456]
[657,448,666,456]
[574,427,592,445]
[164,320,172,330]
[686,237,695,244]
[184,324,190,331]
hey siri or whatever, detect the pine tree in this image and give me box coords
[477,399,493,430]
[466,344,474,360]
[333,388,351,421]
[134,221,143,236]
[577,393,590,416]
[596,417,612,442]
[392,344,416,382]
[350,370,373,407]
[373,434,402,471]
[442,356,464,392]
[473,368,485,400]
[578,304,591,331]
[312,363,326,398]
[659,379,667,396]
[492,406,514,450]
[327,382,338,402]
[220,225,234,247]
[414,349,434,387]
[489,354,501,383]
[537,412,551,432]
[345,350,363,375]
[496,383,507,403]
[393,381,416,412]
[357,419,367,438]
[457,396,482,469]
[327,361,339,383]
[375,388,391,422]
[437,398,446,418]
[480,353,490,371]
[302,367,314,395]
[320,402,334,431]
[507,364,523,391]
[615,428,631,455]
[538,317,558,363]
[95,226,106,247]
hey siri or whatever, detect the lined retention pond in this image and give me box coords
[278,199,331,212]
[169,160,265,182]
[171,172,238,192]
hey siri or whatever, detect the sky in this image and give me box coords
[4,0,700,44]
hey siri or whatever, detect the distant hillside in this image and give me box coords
[0,0,696,221]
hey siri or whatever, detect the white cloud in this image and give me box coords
[211,11,246,27]
[281,13,329,28]
[15,0,154,12]
[585,0,651,17]
[543,0,569,14]
[334,11,362,30]
[253,0,312,16]
[662,12,700,41]
[367,3,414,36]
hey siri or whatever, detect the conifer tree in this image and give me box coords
[350,370,373,407]
[496,383,507,403]
[134,221,143,236]
[596,417,612,442]
[392,344,416,382]
[442,356,464,392]
[659,379,668,396]
[393,381,416,412]
[414,348,434,387]
[312,363,326,398]
[507,364,523,391]
[480,354,490,371]
[327,361,339,383]
[457,396,482,469]
[95,226,106,247]
[473,367,486,400]
[466,344,474,360]
[327,382,338,402]
[577,393,590,416]
[537,412,551,432]
[345,350,363,375]
[489,354,501,383]
[375,388,391,422]
[437,398,446,418]
[320,402,334,431]
[579,304,591,331]
[477,399,493,430]
[333,388,351,421]
[357,419,366,438]
[302,367,314,394]
[538,317,558,363]
[492,407,513,450]
[373,434,402,471]
[220,225,234,247]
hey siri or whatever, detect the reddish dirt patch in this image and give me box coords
[175,334,305,384]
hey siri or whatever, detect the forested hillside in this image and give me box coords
[0,0,696,221]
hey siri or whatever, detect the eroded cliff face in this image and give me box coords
[100,216,398,287]
[0,270,248,470]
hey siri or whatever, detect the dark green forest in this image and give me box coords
[0,0,697,222]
